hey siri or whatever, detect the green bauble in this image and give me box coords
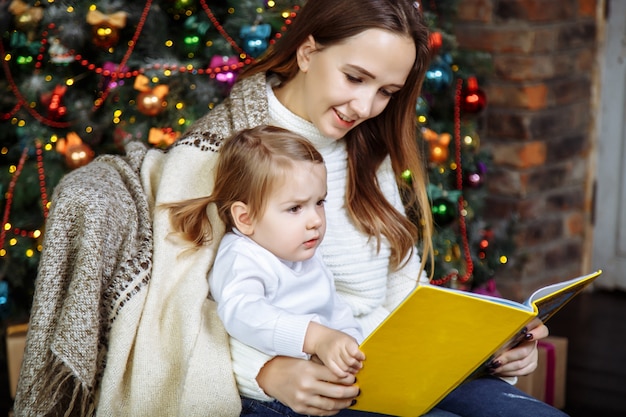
[431,197,457,227]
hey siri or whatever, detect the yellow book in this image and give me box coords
[351,270,602,417]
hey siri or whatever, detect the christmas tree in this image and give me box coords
[0,0,512,326]
[418,2,514,292]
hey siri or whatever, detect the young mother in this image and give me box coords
[101,0,569,416]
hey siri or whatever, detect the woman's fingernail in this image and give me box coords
[351,399,357,406]
[357,389,361,397]
[488,360,501,369]
[524,333,534,341]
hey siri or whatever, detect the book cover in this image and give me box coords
[350,270,602,417]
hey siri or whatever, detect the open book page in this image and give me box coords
[470,270,602,380]
[528,270,602,323]
[503,270,602,351]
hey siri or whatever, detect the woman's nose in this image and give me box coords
[350,90,375,119]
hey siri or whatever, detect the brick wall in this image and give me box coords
[454,0,600,300]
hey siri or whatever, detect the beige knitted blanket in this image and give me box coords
[96,73,268,416]
[14,142,152,417]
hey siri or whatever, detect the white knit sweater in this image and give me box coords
[230,81,428,401]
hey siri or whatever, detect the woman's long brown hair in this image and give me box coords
[240,0,433,273]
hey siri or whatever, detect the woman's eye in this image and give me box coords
[346,74,361,83]
[379,88,395,98]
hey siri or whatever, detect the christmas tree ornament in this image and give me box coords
[0,281,8,308]
[40,85,68,120]
[422,127,451,164]
[8,0,43,42]
[101,62,129,90]
[428,31,443,54]
[48,37,74,65]
[134,75,169,116]
[55,131,81,155]
[424,57,453,92]
[9,32,37,69]
[86,10,128,50]
[464,168,484,188]
[56,132,94,169]
[415,96,429,117]
[183,33,201,54]
[210,55,240,85]
[460,76,487,114]
[65,142,95,169]
[472,278,501,297]
[431,196,457,227]
[240,22,272,57]
[401,169,413,185]
[182,16,211,55]
[149,127,180,148]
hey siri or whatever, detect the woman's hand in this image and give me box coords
[490,318,549,377]
[256,356,359,416]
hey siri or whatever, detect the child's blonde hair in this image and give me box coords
[165,125,324,247]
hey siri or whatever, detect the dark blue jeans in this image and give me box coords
[240,376,570,417]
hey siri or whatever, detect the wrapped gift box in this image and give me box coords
[6,323,28,399]
[516,335,568,409]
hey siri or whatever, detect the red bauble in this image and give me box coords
[460,77,487,114]
[40,85,68,120]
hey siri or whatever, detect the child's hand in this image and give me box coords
[304,322,365,378]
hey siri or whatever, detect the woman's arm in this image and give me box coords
[257,356,360,416]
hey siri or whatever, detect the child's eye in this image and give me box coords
[288,205,301,213]
[317,199,326,207]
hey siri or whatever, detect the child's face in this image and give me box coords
[249,161,327,263]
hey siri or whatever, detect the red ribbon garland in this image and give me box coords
[0,147,29,252]
[430,78,474,286]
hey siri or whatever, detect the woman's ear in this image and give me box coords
[231,201,254,235]
[296,34,317,73]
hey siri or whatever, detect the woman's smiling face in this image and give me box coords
[287,28,416,140]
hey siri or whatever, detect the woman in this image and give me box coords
[98,0,567,416]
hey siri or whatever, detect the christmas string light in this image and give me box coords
[0,147,29,253]
[430,78,474,286]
